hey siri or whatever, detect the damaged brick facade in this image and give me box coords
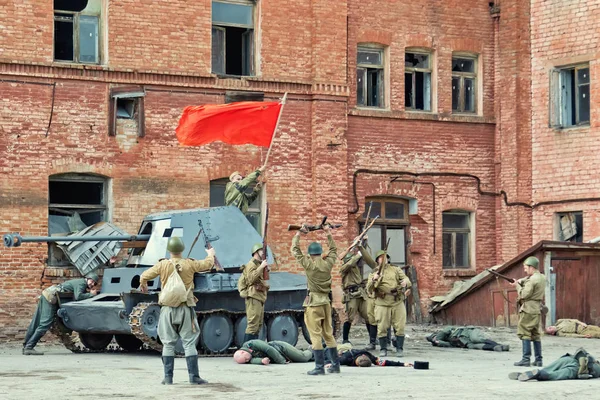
[0,0,598,341]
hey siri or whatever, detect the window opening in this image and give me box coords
[54,0,101,64]
[442,211,471,268]
[556,212,583,242]
[357,46,384,108]
[211,1,255,76]
[405,51,432,111]
[452,56,477,113]
[210,178,262,234]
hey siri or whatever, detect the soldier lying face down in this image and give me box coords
[233,340,313,365]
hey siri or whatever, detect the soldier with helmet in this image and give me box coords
[22,272,101,355]
[511,256,546,367]
[225,166,266,214]
[291,224,340,376]
[139,237,215,385]
[240,243,270,343]
[364,248,411,357]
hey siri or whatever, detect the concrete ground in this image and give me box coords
[1,325,599,400]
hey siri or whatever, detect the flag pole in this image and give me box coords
[262,92,287,168]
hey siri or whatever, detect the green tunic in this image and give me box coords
[225,170,261,214]
[240,340,312,364]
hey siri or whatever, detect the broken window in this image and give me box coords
[452,56,477,113]
[54,0,102,64]
[442,211,472,268]
[556,212,583,242]
[550,64,590,128]
[405,51,432,111]
[210,178,262,234]
[48,173,109,266]
[357,46,385,108]
[108,86,146,137]
[211,0,255,76]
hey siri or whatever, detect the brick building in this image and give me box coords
[0,0,598,340]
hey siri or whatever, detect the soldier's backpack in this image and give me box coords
[159,260,189,307]
[237,268,249,299]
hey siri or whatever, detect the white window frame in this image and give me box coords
[356,45,385,108]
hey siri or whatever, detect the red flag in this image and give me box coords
[175,101,282,147]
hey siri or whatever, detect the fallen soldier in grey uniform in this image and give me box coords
[233,339,313,365]
[509,348,600,381]
[426,326,509,351]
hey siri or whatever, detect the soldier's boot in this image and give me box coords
[326,347,341,374]
[508,372,522,380]
[365,325,377,350]
[518,369,540,382]
[379,338,388,358]
[513,340,531,367]
[243,333,258,344]
[23,348,44,356]
[342,322,352,344]
[387,328,393,349]
[161,356,174,385]
[395,335,405,357]
[532,341,543,367]
[185,355,208,385]
[307,350,325,376]
[501,344,510,352]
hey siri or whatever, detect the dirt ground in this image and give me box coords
[1,325,599,400]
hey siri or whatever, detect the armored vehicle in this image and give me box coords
[4,206,339,354]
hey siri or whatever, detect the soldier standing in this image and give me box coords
[340,247,375,345]
[241,243,269,343]
[23,273,100,355]
[139,237,215,385]
[365,250,411,357]
[511,256,546,367]
[225,166,265,214]
[291,224,340,375]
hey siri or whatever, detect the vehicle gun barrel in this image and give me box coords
[3,233,151,248]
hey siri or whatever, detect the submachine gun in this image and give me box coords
[189,219,224,272]
[287,216,343,232]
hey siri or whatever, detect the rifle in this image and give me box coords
[262,204,270,280]
[287,216,343,232]
[486,268,519,285]
[189,219,224,272]
[374,238,391,282]
[338,216,379,260]
[338,202,374,261]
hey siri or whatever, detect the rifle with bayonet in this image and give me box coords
[287,216,343,232]
[188,219,224,272]
[486,268,520,285]
[338,216,379,261]
[338,202,374,261]
[262,204,270,280]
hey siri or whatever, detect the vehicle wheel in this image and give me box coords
[234,315,267,347]
[200,313,234,353]
[115,334,143,352]
[79,333,114,351]
[267,314,299,346]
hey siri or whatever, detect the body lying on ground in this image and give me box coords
[233,340,313,365]
[545,319,600,339]
[326,343,413,368]
[426,326,510,351]
[509,347,600,382]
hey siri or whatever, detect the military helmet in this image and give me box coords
[86,272,99,283]
[374,250,387,262]
[308,242,323,255]
[167,237,185,253]
[524,256,539,269]
[251,243,263,255]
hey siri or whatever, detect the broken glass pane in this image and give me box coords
[54,14,74,61]
[79,15,99,63]
[452,58,475,73]
[212,1,254,27]
[357,68,366,105]
[452,77,460,111]
[464,78,475,112]
[405,53,429,69]
[405,72,413,108]
[358,49,382,66]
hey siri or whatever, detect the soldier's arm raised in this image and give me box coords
[291,233,312,270]
[237,170,261,191]
[340,254,361,275]
[358,245,377,269]
[324,231,338,265]
[190,252,215,273]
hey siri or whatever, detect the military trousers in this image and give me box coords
[344,296,368,324]
[304,303,336,350]
[538,356,579,381]
[23,296,57,349]
[245,297,265,334]
[158,305,200,357]
[517,312,541,341]
[269,340,313,362]
[367,298,376,325]
[375,301,406,338]
[583,325,600,338]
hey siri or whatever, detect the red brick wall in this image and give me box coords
[530,0,600,242]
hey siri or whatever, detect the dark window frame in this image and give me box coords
[357,46,385,108]
[404,50,432,112]
[550,64,590,129]
[442,211,472,269]
[53,7,101,65]
[451,55,478,114]
[108,86,146,138]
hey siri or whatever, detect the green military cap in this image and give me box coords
[251,243,263,255]
[308,242,322,255]
[374,250,386,261]
[230,171,242,181]
[524,256,539,269]
[86,272,100,283]
[167,237,185,253]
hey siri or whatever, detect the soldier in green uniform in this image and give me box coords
[365,249,411,357]
[233,339,313,365]
[426,326,510,351]
[511,256,546,367]
[340,247,375,345]
[241,243,269,343]
[225,166,265,214]
[291,224,340,375]
[509,348,600,381]
[140,237,215,385]
[22,273,100,355]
